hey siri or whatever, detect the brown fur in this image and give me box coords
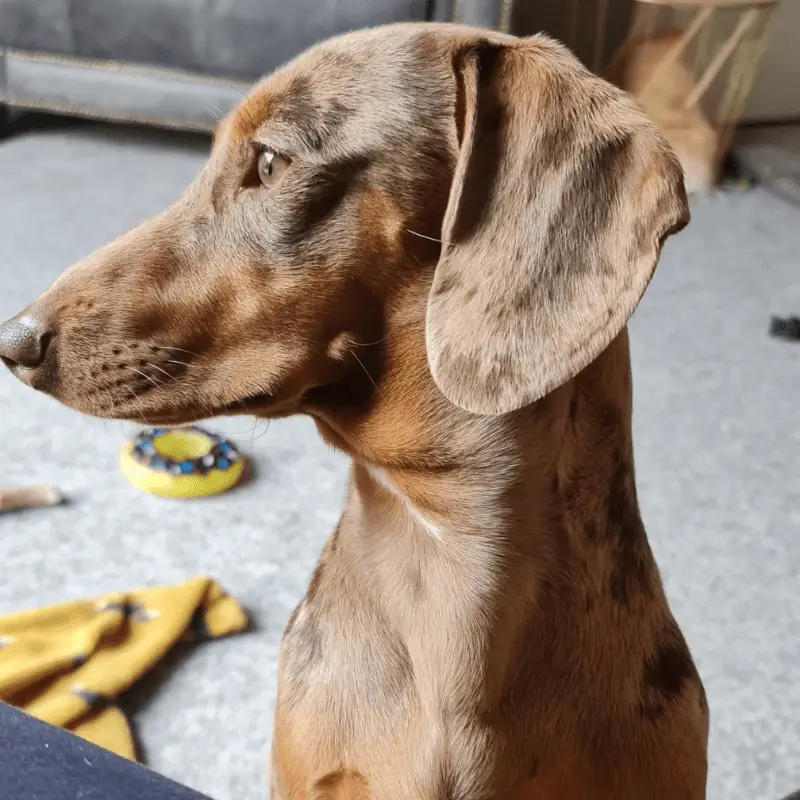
[0,23,707,799]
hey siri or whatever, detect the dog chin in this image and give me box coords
[95,390,293,427]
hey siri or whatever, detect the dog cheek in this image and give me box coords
[202,341,309,403]
[268,174,364,265]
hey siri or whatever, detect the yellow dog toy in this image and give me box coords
[120,427,244,499]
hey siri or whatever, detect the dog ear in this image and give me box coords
[425,38,689,415]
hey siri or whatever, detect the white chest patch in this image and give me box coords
[365,464,444,541]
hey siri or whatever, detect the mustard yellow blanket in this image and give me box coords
[0,576,248,760]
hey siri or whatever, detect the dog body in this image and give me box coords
[0,24,708,799]
[276,318,707,800]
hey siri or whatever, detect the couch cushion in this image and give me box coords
[205,0,429,79]
[0,0,430,80]
[0,0,74,54]
[68,0,209,75]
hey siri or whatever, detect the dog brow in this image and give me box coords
[252,120,322,158]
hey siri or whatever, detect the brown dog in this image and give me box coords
[0,23,707,800]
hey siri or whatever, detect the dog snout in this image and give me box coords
[0,313,55,372]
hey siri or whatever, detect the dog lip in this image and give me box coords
[103,390,278,427]
[238,390,273,408]
[118,392,276,426]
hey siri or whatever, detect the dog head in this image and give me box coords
[0,24,687,425]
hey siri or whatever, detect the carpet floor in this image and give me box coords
[1,122,798,800]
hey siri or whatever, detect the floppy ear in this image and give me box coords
[425,37,689,416]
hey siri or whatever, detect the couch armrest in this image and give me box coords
[0,2,527,136]
[0,0,438,134]
[456,0,512,30]
[1,49,250,132]
[0,48,9,136]
[432,0,513,30]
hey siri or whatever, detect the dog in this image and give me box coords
[0,22,708,800]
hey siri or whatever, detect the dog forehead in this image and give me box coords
[225,25,463,144]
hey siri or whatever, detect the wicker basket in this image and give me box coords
[607,0,778,193]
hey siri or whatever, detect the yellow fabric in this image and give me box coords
[0,576,248,760]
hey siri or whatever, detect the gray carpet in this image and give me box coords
[1,123,798,800]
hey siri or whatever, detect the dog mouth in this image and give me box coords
[166,391,279,425]
[227,390,276,414]
[12,338,298,424]
[208,389,277,417]
[87,386,281,427]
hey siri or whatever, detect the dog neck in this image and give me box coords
[302,286,664,712]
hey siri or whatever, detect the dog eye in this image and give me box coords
[257,149,289,187]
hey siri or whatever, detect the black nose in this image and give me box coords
[0,315,54,370]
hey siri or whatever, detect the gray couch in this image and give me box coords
[0,0,521,135]
[0,1,635,136]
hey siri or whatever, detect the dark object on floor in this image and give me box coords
[770,316,800,341]
[720,152,756,192]
[0,702,212,800]
[735,124,800,208]
[0,104,10,139]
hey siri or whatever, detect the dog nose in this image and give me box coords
[0,315,54,370]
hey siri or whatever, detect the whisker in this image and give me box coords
[147,362,178,382]
[122,386,139,405]
[131,367,162,389]
[252,418,270,442]
[242,411,270,444]
[406,229,451,245]
[165,360,200,379]
[225,401,260,443]
[123,386,150,427]
[154,345,199,357]
[105,391,120,420]
[250,414,259,446]
[240,399,263,446]
[204,103,225,123]
[350,350,378,392]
